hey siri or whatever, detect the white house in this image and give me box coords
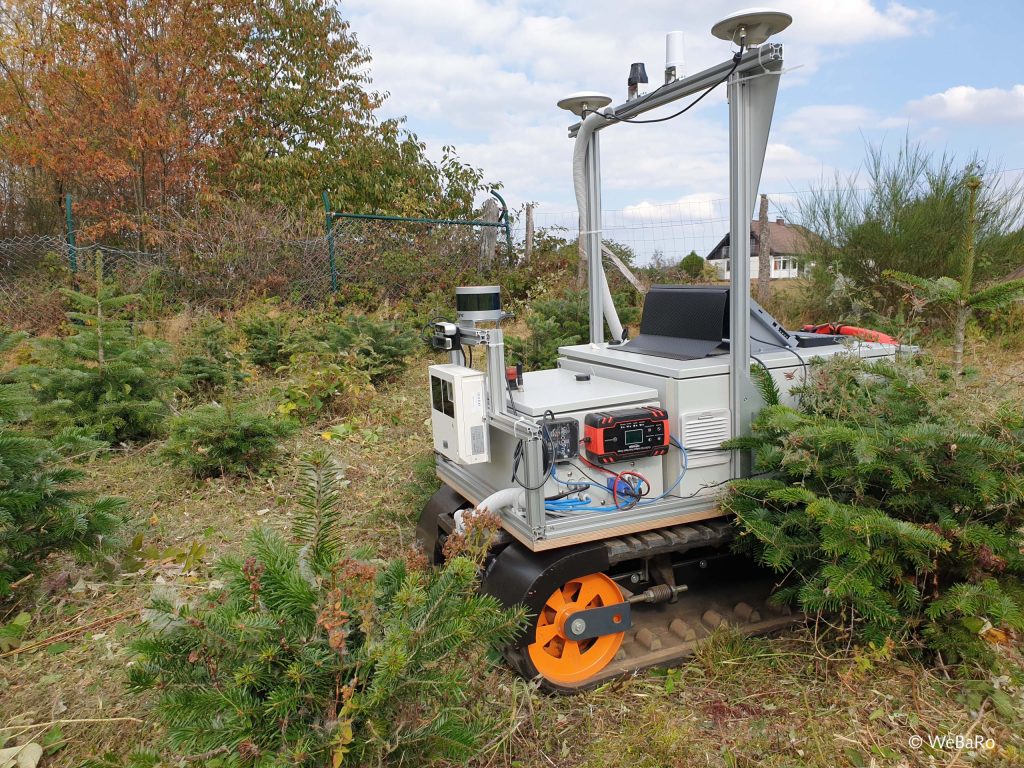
[706,217,810,280]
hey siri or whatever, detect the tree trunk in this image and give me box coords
[952,303,968,376]
[524,203,534,263]
[757,193,771,303]
[477,198,499,273]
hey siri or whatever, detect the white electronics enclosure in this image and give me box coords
[429,364,489,465]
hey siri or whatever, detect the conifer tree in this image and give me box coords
[727,356,1024,663]
[129,451,525,766]
[1,327,125,599]
[886,176,1024,375]
[18,255,172,442]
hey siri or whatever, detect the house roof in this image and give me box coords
[706,218,813,260]
[752,219,811,256]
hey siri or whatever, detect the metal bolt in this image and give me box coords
[570,618,587,636]
[699,559,708,569]
[629,573,641,584]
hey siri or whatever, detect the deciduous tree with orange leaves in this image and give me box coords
[0,0,488,244]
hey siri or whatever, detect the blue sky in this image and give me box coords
[344,0,1024,254]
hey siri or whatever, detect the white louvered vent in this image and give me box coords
[680,409,731,467]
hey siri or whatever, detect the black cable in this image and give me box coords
[545,488,585,502]
[565,458,608,487]
[676,468,775,500]
[505,376,519,416]
[752,336,809,386]
[585,49,743,126]
[512,440,551,491]
[511,406,557,491]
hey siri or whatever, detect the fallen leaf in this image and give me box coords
[0,742,43,768]
[981,626,1010,644]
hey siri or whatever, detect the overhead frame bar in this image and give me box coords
[568,45,782,137]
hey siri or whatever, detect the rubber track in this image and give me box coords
[503,521,797,693]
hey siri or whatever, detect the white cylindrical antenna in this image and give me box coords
[665,31,685,83]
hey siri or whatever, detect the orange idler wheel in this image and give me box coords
[527,572,625,685]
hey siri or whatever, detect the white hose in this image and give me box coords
[454,487,525,533]
[600,267,624,340]
[572,112,623,342]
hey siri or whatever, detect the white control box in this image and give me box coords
[429,364,489,465]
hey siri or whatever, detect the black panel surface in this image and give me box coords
[612,285,729,361]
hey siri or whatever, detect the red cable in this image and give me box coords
[611,470,649,509]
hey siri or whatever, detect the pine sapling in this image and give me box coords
[886,176,1024,375]
[17,255,172,442]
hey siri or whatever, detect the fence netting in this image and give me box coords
[0,218,513,331]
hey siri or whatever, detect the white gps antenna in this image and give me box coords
[711,8,792,47]
[556,91,613,116]
[665,31,685,84]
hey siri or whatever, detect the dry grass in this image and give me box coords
[2,338,1023,767]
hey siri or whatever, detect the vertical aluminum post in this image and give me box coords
[586,133,604,344]
[524,435,546,537]
[728,70,754,478]
[486,328,506,415]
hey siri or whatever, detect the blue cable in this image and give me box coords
[544,438,689,513]
[634,437,688,506]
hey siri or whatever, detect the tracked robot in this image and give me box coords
[417,10,902,690]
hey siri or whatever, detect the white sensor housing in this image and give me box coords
[665,31,685,82]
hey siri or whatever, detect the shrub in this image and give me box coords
[163,401,296,477]
[238,302,294,370]
[506,290,641,370]
[175,315,246,396]
[725,356,1024,665]
[680,251,705,279]
[799,139,1024,323]
[177,354,244,395]
[273,313,411,421]
[16,256,172,442]
[275,347,374,422]
[1,352,125,599]
[317,315,417,384]
[128,452,525,766]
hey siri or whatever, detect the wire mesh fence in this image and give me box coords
[5,175,1021,332]
[0,236,172,330]
[0,218,515,331]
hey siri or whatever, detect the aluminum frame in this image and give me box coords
[434,44,787,546]
[568,44,783,484]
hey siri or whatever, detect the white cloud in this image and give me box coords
[906,85,1024,123]
[343,0,937,211]
[623,193,724,222]
[783,0,934,43]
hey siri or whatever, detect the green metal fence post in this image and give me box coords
[322,191,338,293]
[490,190,515,264]
[64,193,78,273]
